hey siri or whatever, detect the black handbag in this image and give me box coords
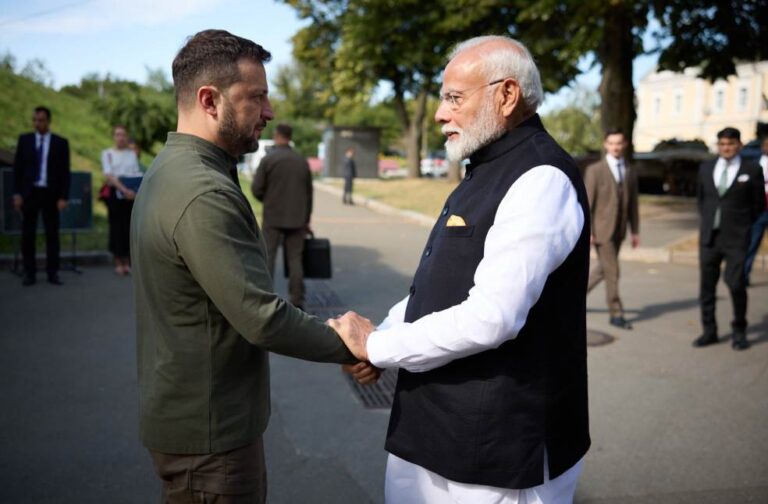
[284,233,332,279]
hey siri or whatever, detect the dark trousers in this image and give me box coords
[263,225,306,308]
[343,177,354,204]
[107,197,134,258]
[588,235,624,317]
[700,230,748,337]
[149,438,266,504]
[21,187,60,278]
[745,210,767,279]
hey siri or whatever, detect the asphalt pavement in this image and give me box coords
[0,186,766,503]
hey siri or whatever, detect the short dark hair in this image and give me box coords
[716,127,741,141]
[172,29,272,108]
[34,106,51,120]
[604,128,625,140]
[275,123,292,140]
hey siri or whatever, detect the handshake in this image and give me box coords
[327,311,381,386]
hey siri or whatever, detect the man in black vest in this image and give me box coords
[334,36,590,503]
[693,127,764,351]
[13,106,71,286]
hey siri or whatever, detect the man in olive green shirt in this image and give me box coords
[131,30,372,503]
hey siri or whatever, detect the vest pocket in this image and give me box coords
[439,225,475,238]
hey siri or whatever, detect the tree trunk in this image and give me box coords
[597,3,637,158]
[447,160,461,183]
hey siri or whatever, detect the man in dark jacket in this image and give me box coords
[13,106,70,286]
[342,146,356,205]
[693,127,765,351]
[251,123,313,309]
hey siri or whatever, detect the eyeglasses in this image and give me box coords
[438,77,510,111]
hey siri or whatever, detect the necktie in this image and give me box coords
[713,161,730,229]
[616,159,624,185]
[35,137,44,184]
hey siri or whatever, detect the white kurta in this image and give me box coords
[367,165,586,504]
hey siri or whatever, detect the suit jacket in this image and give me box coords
[584,158,639,245]
[251,145,313,229]
[342,157,356,180]
[13,132,71,200]
[697,158,765,247]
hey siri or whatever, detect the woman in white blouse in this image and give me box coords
[102,125,142,275]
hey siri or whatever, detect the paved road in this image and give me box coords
[1,187,767,503]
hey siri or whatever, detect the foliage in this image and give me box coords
[517,0,767,150]
[61,71,176,155]
[18,58,55,87]
[0,67,111,172]
[281,0,525,177]
[542,87,602,156]
[652,138,709,152]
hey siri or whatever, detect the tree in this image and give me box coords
[282,0,524,177]
[541,87,602,156]
[62,73,176,154]
[19,58,54,87]
[518,0,768,155]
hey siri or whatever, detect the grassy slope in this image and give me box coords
[0,70,118,253]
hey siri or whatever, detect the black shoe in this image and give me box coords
[692,333,718,348]
[731,333,750,351]
[22,275,36,286]
[47,275,63,286]
[609,316,633,330]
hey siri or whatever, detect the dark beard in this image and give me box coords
[219,104,259,157]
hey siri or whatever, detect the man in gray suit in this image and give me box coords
[584,129,639,329]
[252,123,313,309]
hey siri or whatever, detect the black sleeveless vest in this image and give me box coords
[384,115,591,489]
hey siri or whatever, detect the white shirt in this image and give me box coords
[760,154,768,195]
[34,132,51,187]
[367,165,585,502]
[101,148,141,178]
[712,155,741,191]
[605,154,625,184]
[368,165,584,372]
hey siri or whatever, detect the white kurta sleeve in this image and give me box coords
[366,165,584,372]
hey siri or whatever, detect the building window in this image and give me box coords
[738,87,748,111]
[674,93,682,114]
[715,89,724,113]
[654,96,661,116]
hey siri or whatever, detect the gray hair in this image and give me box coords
[449,36,544,112]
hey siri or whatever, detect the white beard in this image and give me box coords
[442,96,506,162]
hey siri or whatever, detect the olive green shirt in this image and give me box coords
[131,133,354,454]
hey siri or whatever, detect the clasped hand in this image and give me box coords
[327,311,381,385]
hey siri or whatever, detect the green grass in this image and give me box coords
[325,177,459,218]
[0,70,265,254]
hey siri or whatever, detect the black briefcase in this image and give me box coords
[284,234,332,279]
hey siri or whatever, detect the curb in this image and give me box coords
[0,251,112,271]
[314,180,768,271]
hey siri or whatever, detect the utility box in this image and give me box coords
[322,126,380,178]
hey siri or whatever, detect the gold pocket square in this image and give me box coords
[446,215,467,227]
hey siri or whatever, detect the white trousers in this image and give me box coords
[384,454,583,504]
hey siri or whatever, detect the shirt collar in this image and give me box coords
[605,154,624,169]
[717,155,741,168]
[165,132,239,174]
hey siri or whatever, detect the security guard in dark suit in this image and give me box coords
[694,127,765,350]
[13,106,71,286]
